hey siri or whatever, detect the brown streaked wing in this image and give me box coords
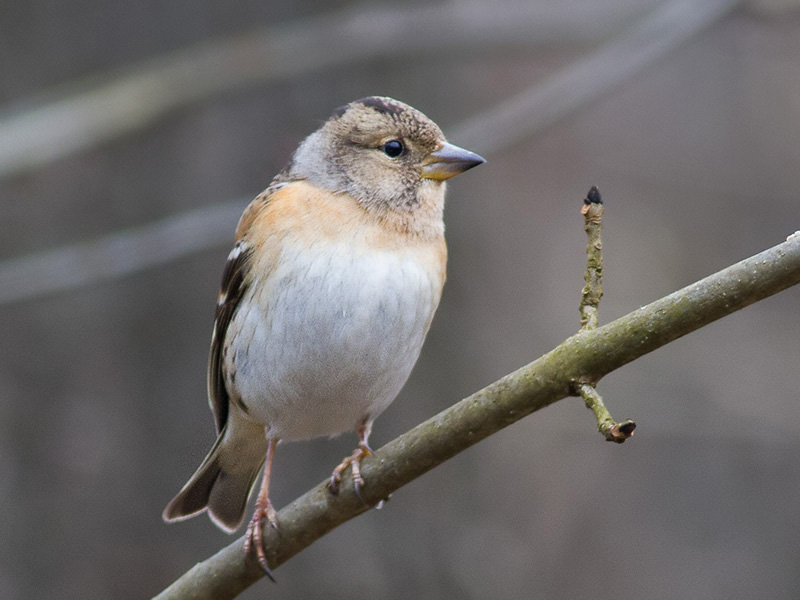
[207,184,286,432]
[207,240,253,433]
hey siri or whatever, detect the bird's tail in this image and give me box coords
[163,418,267,532]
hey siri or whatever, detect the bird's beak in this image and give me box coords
[421,142,485,181]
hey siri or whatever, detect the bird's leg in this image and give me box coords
[244,438,279,580]
[329,419,373,498]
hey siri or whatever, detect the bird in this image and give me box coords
[162,96,484,575]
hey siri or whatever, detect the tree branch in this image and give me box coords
[154,233,800,599]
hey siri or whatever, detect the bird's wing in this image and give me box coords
[207,186,281,433]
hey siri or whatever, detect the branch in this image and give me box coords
[154,234,800,599]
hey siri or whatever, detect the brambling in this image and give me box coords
[163,96,484,574]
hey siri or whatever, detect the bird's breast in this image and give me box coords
[224,232,445,441]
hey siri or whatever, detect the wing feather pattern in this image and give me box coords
[207,240,253,433]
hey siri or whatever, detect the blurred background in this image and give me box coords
[2,0,799,598]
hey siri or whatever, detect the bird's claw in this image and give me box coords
[329,443,372,500]
[244,500,278,582]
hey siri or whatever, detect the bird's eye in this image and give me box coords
[381,140,404,158]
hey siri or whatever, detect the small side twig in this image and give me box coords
[580,185,604,331]
[576,186,635,443]
[576,383,636,443]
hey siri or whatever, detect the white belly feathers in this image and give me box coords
[223,237,442,441]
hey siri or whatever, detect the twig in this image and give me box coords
[575,186,635,442]
[576,383,636,443]
[154,234,800,599]
[580,185,604,331]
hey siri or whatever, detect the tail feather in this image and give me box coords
[207,454,266,532]
[163,420,267,533]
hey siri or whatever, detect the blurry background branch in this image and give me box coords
[0,0,740,306]
[0,0,656,181]
[156,233,800,599]
[0,200,243,306]
[450,0,740,153]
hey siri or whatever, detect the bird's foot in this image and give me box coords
[329,441,373,500]
[244,499,278,581]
